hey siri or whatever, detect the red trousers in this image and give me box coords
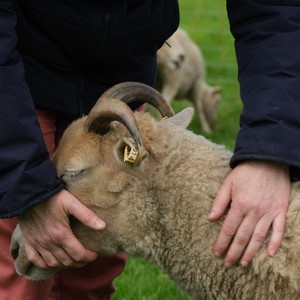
[0,110,126,300]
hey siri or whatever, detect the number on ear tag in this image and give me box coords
[124,144,139,164]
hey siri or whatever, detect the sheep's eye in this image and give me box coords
[62,169,85,181]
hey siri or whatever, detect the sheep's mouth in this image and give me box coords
[15,259,57,280]
[173,60,182,69]
[15,260,36,277]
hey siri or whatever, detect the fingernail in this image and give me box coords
[269,249,276,257]
[240,260,248,267]
[224,262,231,268]
[96,220,106,229]
[208,210,215,219]
[214,251,221,258]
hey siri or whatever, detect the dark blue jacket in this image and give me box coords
[2,0,300,218]
[0,0,179,218]
[227,0,300,180]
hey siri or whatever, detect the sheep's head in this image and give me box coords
[11,82,194,280]
[157,34,186,71]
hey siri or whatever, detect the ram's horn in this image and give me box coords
[85,97,142,148]
[99,81,174,118]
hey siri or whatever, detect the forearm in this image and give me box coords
[0,0,64,218]
[227,0,300,177]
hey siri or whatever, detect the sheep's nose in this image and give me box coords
[179,54,185,62]
[173,54,185,69]
[10,238,20,260]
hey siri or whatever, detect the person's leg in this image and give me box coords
[49,253,127,300]
[0,218,55,300]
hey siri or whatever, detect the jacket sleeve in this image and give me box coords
[227,0,300,180]
[0,0,64,218]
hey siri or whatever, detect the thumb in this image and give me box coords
[66,196,106,230]
[208,176,232,221]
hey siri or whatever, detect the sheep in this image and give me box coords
[11,82,300,300]
[155,28,222,134]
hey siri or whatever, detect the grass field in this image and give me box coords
[113,1,242,299]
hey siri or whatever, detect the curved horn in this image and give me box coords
[85,98,142,148]
[99,81,174,118]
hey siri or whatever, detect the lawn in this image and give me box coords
[113,1,242,299]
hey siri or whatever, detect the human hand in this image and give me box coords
[208,160,290,267]
[17,189,106,269]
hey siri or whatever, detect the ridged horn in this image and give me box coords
[85,97,142,148]
[99,81,174,118]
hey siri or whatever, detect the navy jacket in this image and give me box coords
[227,0,300,180]
[0,0,179,218]
[2,0,300,218]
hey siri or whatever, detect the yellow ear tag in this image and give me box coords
[124,144,139,164]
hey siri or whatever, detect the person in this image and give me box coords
[209,0,300,268]
[0,0,179,299]
[1,0,299,298]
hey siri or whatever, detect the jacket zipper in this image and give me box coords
[93,7,112,63]
[78,7,112,116]
[78,76,85,116]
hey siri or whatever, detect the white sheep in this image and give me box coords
[11,82,300,300]
[155,28,222,134]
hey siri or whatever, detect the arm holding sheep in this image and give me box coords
[210,0,300,267]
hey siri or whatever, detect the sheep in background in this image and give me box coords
[11,82,300,300]
[156,28,222,134]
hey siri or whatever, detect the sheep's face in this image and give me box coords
[157,35,186,71]
[52,115,157,252]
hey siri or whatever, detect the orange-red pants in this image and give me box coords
[0,110,126,300]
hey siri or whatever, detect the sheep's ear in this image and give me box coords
[162,107,194,129]
[213,86,223,94]
[114,137,148,168]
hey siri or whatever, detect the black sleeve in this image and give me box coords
[227,0,300,180]
[0,0,64,218]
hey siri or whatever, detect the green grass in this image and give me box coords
[113,1,242,299]
[113,257,191,300]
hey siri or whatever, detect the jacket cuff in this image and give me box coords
[0,180,65,219]
[230,154,300,183]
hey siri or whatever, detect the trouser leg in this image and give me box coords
[49,253,127,300]
[0,218,54,300]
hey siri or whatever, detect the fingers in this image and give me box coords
[66,197,106,231]
[25,244,48,269]
[213,210,287,268]
[220,213,270,267]
[267,211,286,257]
[213,207,247,260]
[24,228,99,268]
[39,245,97,269]
[57,232,99,264]
[208,177,232,221]
[238,217,270,267]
